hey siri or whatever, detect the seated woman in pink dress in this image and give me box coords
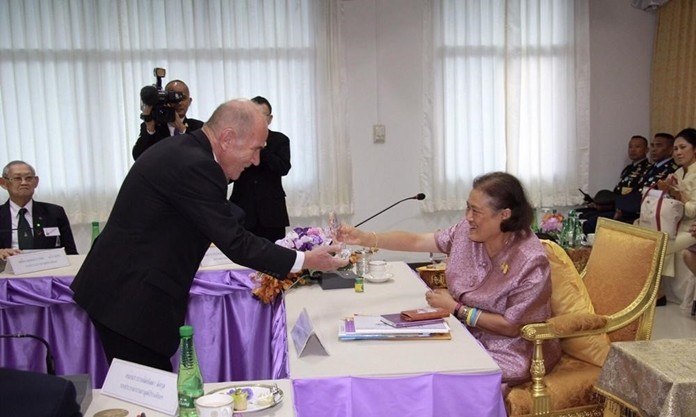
[338,171,561,385]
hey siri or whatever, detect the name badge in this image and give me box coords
[43,227,61,237]
[4,248,70,275]
[291,308,329,357]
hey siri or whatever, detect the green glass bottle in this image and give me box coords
[177,325,204,417]
[531,207,540,233]
[90,221,100,245]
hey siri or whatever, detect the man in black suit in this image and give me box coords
[0,368,82,417]
[132,79,204,160]
[230,96,291,241]
[0,161,78,254]
[71,99,347,371]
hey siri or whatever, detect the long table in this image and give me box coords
[2,257,506,416]
[285,261,507,417]
[0,256,287,388]
[85,379,296,417]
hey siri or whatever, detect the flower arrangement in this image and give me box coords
[539,210,563,239]
[540,210,564,234]
[251,227,355,304]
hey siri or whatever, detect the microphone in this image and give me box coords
[354,193,426,228]
[0,333,56,375]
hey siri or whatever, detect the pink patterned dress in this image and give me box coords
[435,219,561,384]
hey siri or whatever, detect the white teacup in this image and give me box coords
[368,260,388,279]
[195,393,234,417]
[585,233,595,246]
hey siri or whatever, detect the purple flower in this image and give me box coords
[276,227,331,252]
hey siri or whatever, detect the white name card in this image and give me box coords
[200,246,235,267]
[101,358,178,416]
[5,248,70,275]
[291,308,329,357]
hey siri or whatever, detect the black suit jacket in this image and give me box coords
[0,200,78,254]
[230,130,291,229]
[0,368,81,417]
[71,130,296,357]
[132,117,204,160]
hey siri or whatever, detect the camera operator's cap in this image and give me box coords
[592,189,617,205]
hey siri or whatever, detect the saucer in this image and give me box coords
[364,272,393,283]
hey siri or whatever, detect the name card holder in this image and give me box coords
[5,248,70,275]
[200,245,236,267]
[291,308,329,357]
[101,358,178,415]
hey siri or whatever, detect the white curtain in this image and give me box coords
[422,0,590,211]
[0,0,351,223]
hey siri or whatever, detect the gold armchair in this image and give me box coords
[506,218,667,416]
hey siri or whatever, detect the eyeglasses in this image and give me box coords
[3,176,36,184]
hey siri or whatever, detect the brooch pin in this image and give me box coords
[500,262,509,275]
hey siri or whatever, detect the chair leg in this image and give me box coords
[691,300,696,316]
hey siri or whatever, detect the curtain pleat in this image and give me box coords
[422,0,590,210]
[0,0,350,222]
[651,0,696,136]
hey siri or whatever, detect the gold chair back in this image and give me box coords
[506,218,667,416]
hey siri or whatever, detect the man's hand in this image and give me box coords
[141,104,156,133]
[302,244,349,271]
[172,110,186,133]
[0,248,21,260]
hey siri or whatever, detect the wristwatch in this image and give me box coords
[140,113,153,122]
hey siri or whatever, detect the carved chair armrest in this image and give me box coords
[516,313,609,414]
[521,312,609,342]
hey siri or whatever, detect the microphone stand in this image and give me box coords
[355,195,424,228]
[0,333,56,375]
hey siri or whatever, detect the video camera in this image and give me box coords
[140,68,184,124]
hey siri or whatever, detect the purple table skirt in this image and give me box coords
[292,372,506,417]
[0,268,288,388]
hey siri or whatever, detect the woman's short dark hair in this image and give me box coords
[676,128,696,147]
[473,172,534,232]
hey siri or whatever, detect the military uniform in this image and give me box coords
[613,158,680,224]
[613,158,652,195]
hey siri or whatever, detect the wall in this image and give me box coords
[71,0,657,262]
[588,0,656,191]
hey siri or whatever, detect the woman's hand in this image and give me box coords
[337,224,367,246]
[656,178,672,192]
[425,288,457,313]
[689,222,696,237]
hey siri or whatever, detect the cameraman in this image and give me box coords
[132,80,204,160]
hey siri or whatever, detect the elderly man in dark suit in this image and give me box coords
[230,96,291,241]
[0,160,78,254]
[132,79,204,160]
[71,99,347,371]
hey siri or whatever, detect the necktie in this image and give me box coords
[17,208,34,249]
[174,128,180,135]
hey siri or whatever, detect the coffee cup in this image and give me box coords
[368,260,388,279]
[195,393,234,417]
[585,233,595,246]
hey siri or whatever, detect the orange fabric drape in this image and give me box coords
[651,0,696,135]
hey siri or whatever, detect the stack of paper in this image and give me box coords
[338,315,451,341]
